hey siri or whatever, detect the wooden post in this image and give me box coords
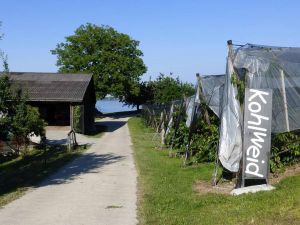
[70,104,74,130]
[81,105,85,134]
[280,69,290,132]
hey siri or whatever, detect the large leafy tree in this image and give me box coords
[51,23,147,99]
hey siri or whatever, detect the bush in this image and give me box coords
[10,102,46,155]
[0,75,46,155]
[271,132,300,172]
[165,104,219,163]
[73,105,82,133]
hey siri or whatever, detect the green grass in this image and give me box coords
[128,117,300,225]
[0,144,89,207]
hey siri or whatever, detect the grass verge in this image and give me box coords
[128,117,300,225]
[0,144,89,207]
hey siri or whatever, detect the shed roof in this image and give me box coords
[3,72,93,103]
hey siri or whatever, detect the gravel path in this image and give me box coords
[0,117,138,225]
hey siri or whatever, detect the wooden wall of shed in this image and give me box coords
[82,81,96,134]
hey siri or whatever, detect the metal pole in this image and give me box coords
[280,69,290,132]
[227,40,245,188]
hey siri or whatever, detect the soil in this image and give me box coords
[193,180,235,195]
[194,163,300,195]
[270,163,300,185]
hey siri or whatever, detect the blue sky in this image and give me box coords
[1,0,300,83]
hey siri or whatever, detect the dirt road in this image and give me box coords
[0,117,137,225]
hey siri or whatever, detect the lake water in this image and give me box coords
[96,99,136,114]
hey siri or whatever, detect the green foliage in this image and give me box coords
[51,23,147,100]
[230,71,245,104]
[0,63,46,154]
[125,74,194,109]
[10,100,46,154]
[0,76,11,141]
[166,121,189,151]
[190,118,219,163]
[73,105,81,133]
[152,73,194,104]
[123,81,154,110]
[165,104,219,163]
[271,132,300,172]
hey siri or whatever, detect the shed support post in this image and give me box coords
[81,105,85,134]
[70,104,74,130]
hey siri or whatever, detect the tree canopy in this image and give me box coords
[151,73,195,104]
[51,23,147,100]
[123,81,155,110]
[124,73,195,108]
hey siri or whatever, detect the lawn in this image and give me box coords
[128,117,300,225]
[0,144,89,207]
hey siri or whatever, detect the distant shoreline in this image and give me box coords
[96,99,135,114]
[96,110,139,119]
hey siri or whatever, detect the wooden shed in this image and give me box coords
[7,72,96,134]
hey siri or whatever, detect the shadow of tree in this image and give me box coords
[100,111,139,119]
[0,146,124,198]
[46,138,68,145]
[94,121,127,132]
[39,152,124,186]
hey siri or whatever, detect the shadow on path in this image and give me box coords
[98,110,139,119]
[46,138,68,145]
[39,153,124,187]
[95,121,127,132]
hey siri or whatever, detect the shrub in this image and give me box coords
[10,101,46,155]
[73,105,82,133]
[270,132,300,172]
[165,104,219,163]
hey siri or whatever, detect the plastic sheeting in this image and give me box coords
[218,56,243,172]
[186,74,225,127]
[185,95,196,128]
[219,43,300,172]
[201,74,225,117]
[185,77,203,128]
[234,44,300,133]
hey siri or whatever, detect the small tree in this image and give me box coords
[0,54,12,142]
[152,73,195,104]
[0,76,46,154]
[1,44,46,154]
[10,98,46,154]
[123,81,155,110]
[0,76,11,141]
